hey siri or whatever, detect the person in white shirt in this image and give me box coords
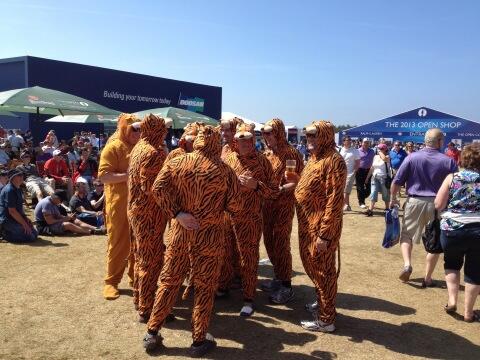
[8,130,25,152]
[365,144,392,216]
[90,133,99,148]
[340,136,360,211]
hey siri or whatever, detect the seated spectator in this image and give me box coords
[44,150,73,198]
[0,169,38,243]
[41,140,56,156]
[0,170,9,192]
[69,177,103,227]
[17,151,55,201]
[89,179,105,211]
[34,190,105,236]
[0,144,11,167]
[73,148,98,185]
[8,129,25,153]
[67,143,80,173]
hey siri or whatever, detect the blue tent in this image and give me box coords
[342,107,480,146]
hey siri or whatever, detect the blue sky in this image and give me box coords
[1,0,479,127]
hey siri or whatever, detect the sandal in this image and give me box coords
[464,311,480,323]
[444,304,457,314]
[399,265,413,283]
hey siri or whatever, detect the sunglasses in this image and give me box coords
[94,184,104,187]
[131,127,140,133]
[305,133,316,138]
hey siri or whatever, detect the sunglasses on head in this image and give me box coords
[131,126,140,132]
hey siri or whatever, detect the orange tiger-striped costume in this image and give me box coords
[262,118,304,284]
[222,123,279,304]
[218,117,245,291]
[128,114,170,318]
[147,125,242,343]
[295,121,346,325]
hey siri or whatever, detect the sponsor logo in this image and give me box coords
[418,108,427,117]
[178,93,205,112]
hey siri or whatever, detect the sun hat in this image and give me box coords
[8,169,23,181]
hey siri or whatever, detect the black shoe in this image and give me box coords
[365,209,373,217]
[165,313,176,323]
[190,337,217,358]
[143,333,163,352]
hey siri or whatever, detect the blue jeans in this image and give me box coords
[440,224,480,285]
[1,219,38,243]
[370,176,390,203]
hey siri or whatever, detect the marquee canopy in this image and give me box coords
[343,107,480,146]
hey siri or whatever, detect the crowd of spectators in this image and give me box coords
[0,126,108,241]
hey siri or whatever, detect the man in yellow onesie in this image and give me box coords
[143,125,243,357]
[295,121,346,332]
[128,114,171,320]
[99,113,141,300]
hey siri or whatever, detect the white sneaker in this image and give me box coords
[240,303,254,317]
[359,204,367,209]
[305,300,319,313]
[300,319,335,332]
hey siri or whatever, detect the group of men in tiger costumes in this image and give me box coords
[98,113,346,357]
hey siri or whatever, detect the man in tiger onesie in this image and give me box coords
[217,117,244,296]
[128,114,172,322]
[165,122,200,162]
[221,123,281,316]
[294,120,346,333]
[99,113,141,300]
[260,118,304,304]
[143,125,243,357]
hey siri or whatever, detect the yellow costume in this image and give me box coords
[99,113,138,299]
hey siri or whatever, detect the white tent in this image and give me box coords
[221,112,264,131]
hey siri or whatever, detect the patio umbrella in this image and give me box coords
[45,114,118,124]
[0,86,120,116]
[0,108,19,117]
[134,106,218,129]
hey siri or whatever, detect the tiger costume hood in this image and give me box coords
[304,120,337,159]
[193,124,222,159]
[233,122,256,156]
[140,114,172,148]
[262,118,289,149]
[178,122,200,150]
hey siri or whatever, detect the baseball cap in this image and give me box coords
[53,149,62,156]
[378,144,388,151]
[362,138,370,143]
[76,177,88,185]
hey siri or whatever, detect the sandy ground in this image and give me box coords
[1,200,479,360]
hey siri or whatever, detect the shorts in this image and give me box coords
[400,197,435,244]
[440,224,480,285]
[344,173,355,194]
[370,176,390,203]
[38,221,65,235]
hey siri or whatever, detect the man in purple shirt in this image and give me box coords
[390,129,457,287]
[355,138,375,208]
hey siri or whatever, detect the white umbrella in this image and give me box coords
[221,111,264,130]
[45,114,118,124]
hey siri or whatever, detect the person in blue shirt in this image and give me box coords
[0,169,38,243]
[390,141,408,174]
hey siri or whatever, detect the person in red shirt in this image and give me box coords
[445,142,461,165]
[44,149,73,198]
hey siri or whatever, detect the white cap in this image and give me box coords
[53,149,62,156]
[362,138,370,143]
[76,177,88,184]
